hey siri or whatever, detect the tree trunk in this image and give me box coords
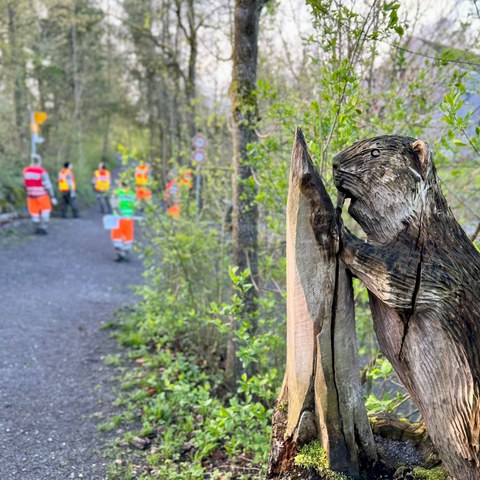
[70,0,84,167]
[175,0,198,140]
[226,0,268,385]
[7,1,28,155]
[268,129,376,479]
[334,135,480,480]
[146,68,156,158]
[230,0,267,316]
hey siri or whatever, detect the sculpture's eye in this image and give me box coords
[371,149,381,158]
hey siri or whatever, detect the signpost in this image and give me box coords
[30,111,48,157]
[192,133,206,212]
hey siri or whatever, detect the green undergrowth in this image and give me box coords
[103,261,284,479]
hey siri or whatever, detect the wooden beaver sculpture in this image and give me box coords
[333,135,480,480]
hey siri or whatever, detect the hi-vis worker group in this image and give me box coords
[22,155,193,262]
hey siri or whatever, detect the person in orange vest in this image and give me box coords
[111,179,136,262]
[164,168,194,219]
[179,166,194,190]
[22,154,57,234]
[92,161,112,214]
[58,162,79,218]
[134,161,152,201]
[164,169,181,219]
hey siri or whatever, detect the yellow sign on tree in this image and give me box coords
[33,112,48,125]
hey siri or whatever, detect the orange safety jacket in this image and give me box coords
[165,180,180,204]
[58,168,76,192]
[181,169,193,190]
[93,169,111,192]
[135,164,150,186]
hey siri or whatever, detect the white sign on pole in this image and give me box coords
[192,150,206,162]
[192,134,206,150]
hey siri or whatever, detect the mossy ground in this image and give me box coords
[412,466,449,480]
[294,441,351,480]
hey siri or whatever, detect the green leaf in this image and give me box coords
[453,139,468,147]
[383,2,401,11]
[388,9,399,28]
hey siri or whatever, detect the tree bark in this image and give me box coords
[268,129,376,479]
[70,0,84,167]
[175,0,198,140]
[226,0,268,386]
[334,135,480,480]
[230,0,267,316]
[7,1,28,155]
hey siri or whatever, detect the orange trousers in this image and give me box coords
[111,218,134,250]
[167,205,181,219]
[27,195,51,222]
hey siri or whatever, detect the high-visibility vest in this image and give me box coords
[23,165,48,197]
[58,168,76,192]
[94,169,111,192]
[181,169,193,189]
[115,188,135,217]
[165,180,180,204]
[135,164,150,186]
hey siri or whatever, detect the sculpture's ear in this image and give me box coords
[411,140,429,179]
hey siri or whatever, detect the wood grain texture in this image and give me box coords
[268,129,375,479]
[334,135,480,480]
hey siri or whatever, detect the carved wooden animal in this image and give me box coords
[333,135,480,480]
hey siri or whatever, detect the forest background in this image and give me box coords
[2,0,480,478]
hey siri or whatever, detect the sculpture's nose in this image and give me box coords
[333,154,347,208]
[332,152,345,179]
[332,153,341,169]
[332,153,342,184]
[332,155,348,193]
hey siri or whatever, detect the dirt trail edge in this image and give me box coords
[0,210,143,480]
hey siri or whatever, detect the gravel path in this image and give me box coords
[0,210,143,480]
